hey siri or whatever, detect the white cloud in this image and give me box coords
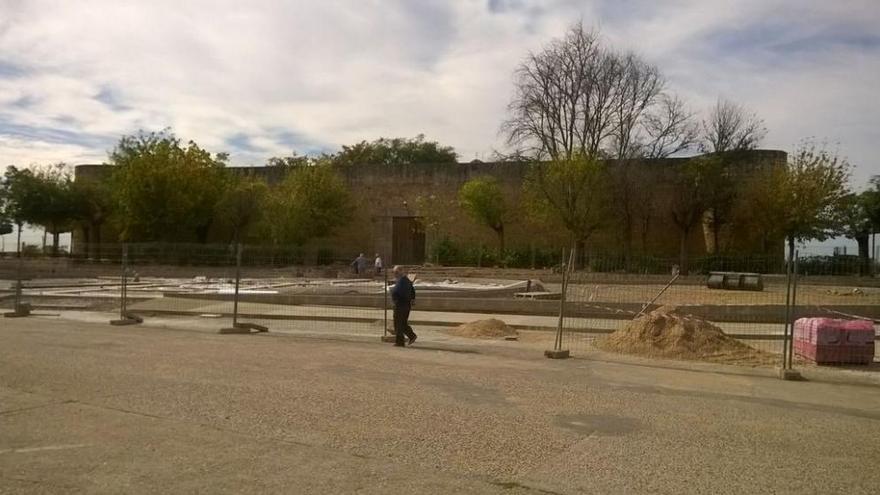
[0,0,877,184]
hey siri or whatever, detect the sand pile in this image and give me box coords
[597,306,774,365]
[448,319,518,339]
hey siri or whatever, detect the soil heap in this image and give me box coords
[597,306,773,365]
[448,319,518,339]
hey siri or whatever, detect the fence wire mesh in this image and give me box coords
[2,243,876,373]
[563,258,787,367]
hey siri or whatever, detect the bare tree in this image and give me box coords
[668,157,720,274]
[641,94,699,159]
[610,92,697,262]
[503,23,621,160]
[701,98,767,153]
[608,53,665,160]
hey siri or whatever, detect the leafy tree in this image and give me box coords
[0,183,11,251]
[109,130,228,242]
[779,142,851,259]
[739,141,851,262]
[865,176,880,275]
[0,173,11,249]
[839,192,873,275]
[266,153,318,169]
[523,154,609,266]
[329,134,456,166]
[865,176,880,232]
[215,175,269,243]
[261,165,352,247]
[70,179,114,258]
[34,165,78,256]
[2,164,77,256]
[459,176,507,255]
[732,167,785,255]
[1,166,27,255]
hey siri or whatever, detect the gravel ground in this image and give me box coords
[2,316,880,494]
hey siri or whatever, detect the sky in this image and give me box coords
[1,0,879,250]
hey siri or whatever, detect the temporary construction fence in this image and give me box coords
[553,249,878,375]
[2,243,877,378]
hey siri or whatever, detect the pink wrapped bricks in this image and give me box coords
[794,317,876,365]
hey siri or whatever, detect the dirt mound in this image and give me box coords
[597,306,775,365]
[448,319,518,339]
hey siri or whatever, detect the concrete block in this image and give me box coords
[218,322,269,334]
[544,349,570,359]
[380,335,397,343]
[776,367,804,381]
[219,326,251,334]
[110,318,141,326]
[4,302,31,317]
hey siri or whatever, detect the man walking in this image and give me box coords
[351,253,368,275]
[390,265,417,347]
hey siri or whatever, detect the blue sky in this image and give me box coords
[1,0,878,250]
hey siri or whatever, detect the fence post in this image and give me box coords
[787,252,800,369]
[381,263,395,342]
[545,248,572,359]
[220,243,268,334]
[4,252,31,318]
[778,250,802,380]
[110,243,142,326]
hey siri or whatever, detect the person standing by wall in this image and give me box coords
[391,265,417,347]
[374,253,383,275]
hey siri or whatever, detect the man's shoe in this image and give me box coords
[408,335,417,346]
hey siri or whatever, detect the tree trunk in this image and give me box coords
[82,225,91,259]
[16,222,22,258]
[495,224,505,261]
[42,229,47,254]
[787,237,796,275]
[574,238,586,270]
[93,222,103,259]
[856,232,870,276]
[621,229,633,271]
[712,211,720,255]
[871,231,876,278]
[639,216,650,255]
[679,229,690,276]
[196,224,210,244]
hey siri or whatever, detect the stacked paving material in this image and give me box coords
[794,317,875,365]
[597,306,775,365]
[448,319,519,339]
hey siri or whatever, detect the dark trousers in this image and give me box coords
[393,304,416,345]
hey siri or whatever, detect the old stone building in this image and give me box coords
[72,149,786,265]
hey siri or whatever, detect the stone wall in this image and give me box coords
[72,150,787,264]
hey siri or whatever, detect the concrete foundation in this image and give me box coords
[4,302,31,318]
[544,349,570,359]
[219,322,269,334]
[777,367,804,381]
[110,312,143,326]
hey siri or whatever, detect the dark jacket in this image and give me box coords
[391,276,416,306]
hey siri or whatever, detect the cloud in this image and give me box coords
[0,0,876,185]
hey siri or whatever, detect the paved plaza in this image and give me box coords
[2,315,880,493]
